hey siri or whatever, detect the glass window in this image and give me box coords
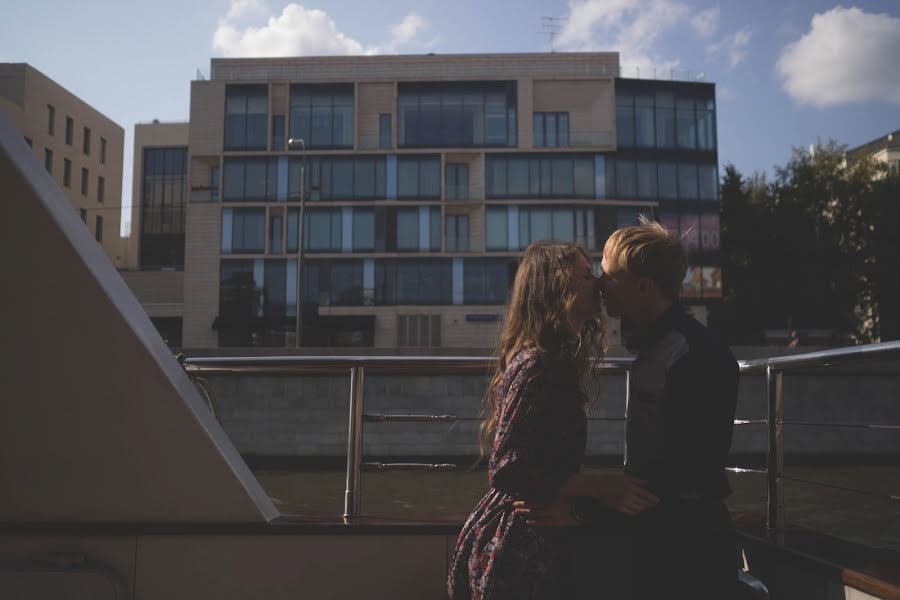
[83,127,91,155]
[655,92,676,148]
[446,215,469,252]
[507,158,529,197]
[225,208,265,253]
[615,160,636,198]
[698,165,718,201]
[304,209,342,251]
[617,208,639,228]
[635,95,655,147]
[332,159,354,199]
[100,137,107,164]
[573,156,594,197]
[697,99,716,150]
[353,208,375,251]
[558,113,569,147]
[397,156,441,199]
[616,93,634,147]
[700,212,720,251]
[681,213,700,251]
[272,115,285,151]
[552,208,574,242]
[533,113,544,148]
[545,113,557,147]
[446,163,469,200]
[397,208,419,251]
[658,162,678,200]
[637,161,657,199]
[289,85,353,149]
[551,159,573,196]
[464,258,512,304]
[63,158,71,187]
[97,176,105,203]
[575,208,596,249]
[47,105,55,135]
[379,113,392,149]
[702,266,722,298]
[270,215,283,254]
[676,97,696,149]
[485,206,508,250]
[398,82,516,147]
[95,215,103,243]
[225,85,268,151]
[81,167,89,195]
[375,259,452,305]
[65,117,73,145]
[678,163,699,200]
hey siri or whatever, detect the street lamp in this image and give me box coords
[288,137,306,348]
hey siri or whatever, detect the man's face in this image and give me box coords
[598,254,641,319]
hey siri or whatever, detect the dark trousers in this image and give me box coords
[631,498,738,600]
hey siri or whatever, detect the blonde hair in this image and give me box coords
[603,216,687,300]
[481,241,605,448]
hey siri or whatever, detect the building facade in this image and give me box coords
[120,121,189,347]
[178,53,720,351]
[0,63,125,266]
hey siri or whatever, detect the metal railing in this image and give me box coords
[182,340,900,534]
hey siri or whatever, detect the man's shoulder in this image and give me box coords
[674,312,737,368]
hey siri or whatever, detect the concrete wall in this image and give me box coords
[203,370,900,459]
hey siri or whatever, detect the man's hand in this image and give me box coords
[511,496,579,527]
[595,473,659,516]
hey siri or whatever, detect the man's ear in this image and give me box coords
[637,276,655,296]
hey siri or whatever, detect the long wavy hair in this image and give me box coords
[480,241,606,453]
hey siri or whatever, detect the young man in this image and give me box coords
[516,218,739,598]
[597,218,739,598]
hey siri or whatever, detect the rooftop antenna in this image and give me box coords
[196,68,206,81]
[539,17,568,52]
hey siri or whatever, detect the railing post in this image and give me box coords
[344,365,365,519]
[766,366,785,540]
[623,369,632,467]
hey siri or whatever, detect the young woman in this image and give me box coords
[448,241,656,600]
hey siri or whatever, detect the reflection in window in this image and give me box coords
[375,259,452,305]
[288,156,386,201]
[518,207,576,248]
[289,84,353,149]
[396,206,441,251]
[635,95,655,147]
[485,206,509,250]
[616,92,634,147]
[223,157,278,202]
[486,155,594,198]
[534,112,569,147]
[464,258,514,304]
[141,147,188,268]
[446,163,469,200]
[398,156,440,199]
[353,208,375,251]
[446,214,470,252]
[225,85,268,151]
[698,165,718,201]
[302,209,342,252]
[222,208,265,254]
[678,163,699,200]
[398,82,517,147]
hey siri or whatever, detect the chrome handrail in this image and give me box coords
[182,340,900,533]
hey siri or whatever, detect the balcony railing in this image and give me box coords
[183,340,900,535]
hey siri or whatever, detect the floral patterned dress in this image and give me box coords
[448,347,587,600]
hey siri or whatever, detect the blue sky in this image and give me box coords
[2,0,899,236]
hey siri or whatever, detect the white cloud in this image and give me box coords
[690,7,720,39]
[706,27,751,69]
[556,0,718,76]
[212,2,431,57]
[776,7,900,107]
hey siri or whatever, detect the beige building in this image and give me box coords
[120,121,189,347]
[847,128,900,173]
[169,53,721,351]
[0,63,125,266]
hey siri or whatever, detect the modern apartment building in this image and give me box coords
[120,121,189,347]
[0,63,125,266]
[176,53,720,351]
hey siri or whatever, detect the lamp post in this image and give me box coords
[288,138,306,348]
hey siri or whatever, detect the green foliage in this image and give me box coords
[709,144,900,344]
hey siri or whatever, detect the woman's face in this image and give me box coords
[571,253,601,328]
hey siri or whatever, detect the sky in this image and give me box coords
[2,0,899,238]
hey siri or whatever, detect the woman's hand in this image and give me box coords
[511,497,579,527]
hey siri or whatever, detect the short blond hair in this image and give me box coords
[603,216,687,300]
